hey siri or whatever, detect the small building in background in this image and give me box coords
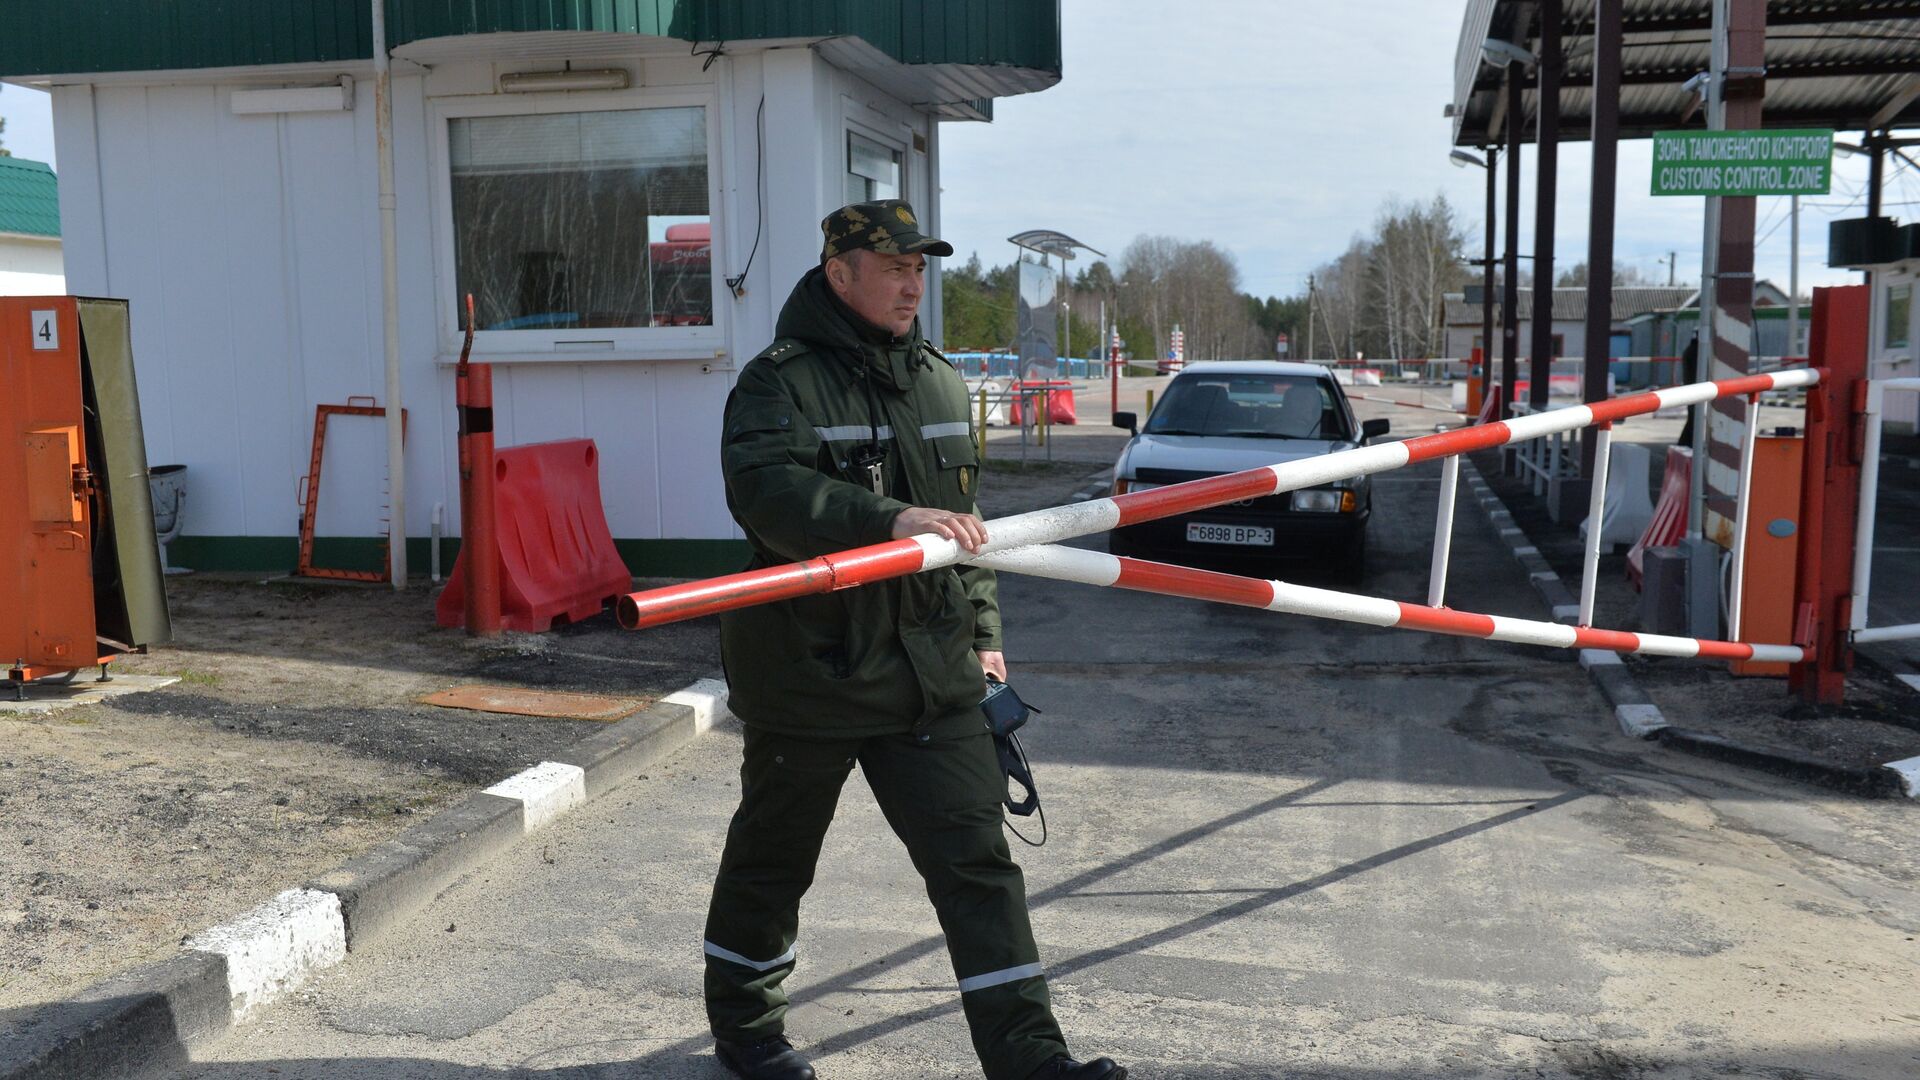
[1442,284,1696,362]
[0,156,63,294]
[0,3,1060,575]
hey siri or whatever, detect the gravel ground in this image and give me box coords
[0,419,1110,1016]
[1,573,717,1012]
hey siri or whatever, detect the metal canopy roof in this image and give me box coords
[1006,230,1104,260]
[1451,0,1920,146]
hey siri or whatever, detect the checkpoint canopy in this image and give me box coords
[1447,0,1920,546]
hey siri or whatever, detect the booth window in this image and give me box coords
[1887,283,1912,351]
[449,106,712,334]
[846,131,901,205]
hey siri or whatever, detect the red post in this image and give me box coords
[1788,286,1869,704]
[454,295,501,636]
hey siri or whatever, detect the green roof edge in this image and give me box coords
[0,1,1060,87]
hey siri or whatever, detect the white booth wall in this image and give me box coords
[49,43,943,557]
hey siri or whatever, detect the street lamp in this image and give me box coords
[1480,38,1538,70]
[1450,146,1498,406]
[1450,149,1487,169]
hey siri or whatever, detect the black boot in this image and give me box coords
[714,1034,816,1080]
[1029,1055,1128,1080]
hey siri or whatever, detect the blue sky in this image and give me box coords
[939,0,1914,300]
[3,1,1914,301]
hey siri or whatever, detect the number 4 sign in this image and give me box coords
[30,309,58,351]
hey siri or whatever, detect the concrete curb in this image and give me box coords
[1459,459,1916,799]
[0,677,730,1080]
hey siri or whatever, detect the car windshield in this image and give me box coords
[1143,373,1350,440]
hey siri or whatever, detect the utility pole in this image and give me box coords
[1305,273,1317,361]
[1664,250,1677,286]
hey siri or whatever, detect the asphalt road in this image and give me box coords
[158,439,1920,1079]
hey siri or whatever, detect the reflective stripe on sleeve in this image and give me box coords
[815,425,894,442]
[956,961,1044,993]
[704,940,797,972]
[919,421,973,440]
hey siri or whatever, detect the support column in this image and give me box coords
[1482,145,1498,405]
[1704,0,1766,541]
[1580,0,1622,480]
[1502,68,1523,423]
[1529,0,1561,413]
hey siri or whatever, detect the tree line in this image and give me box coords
[940,192,1475,365]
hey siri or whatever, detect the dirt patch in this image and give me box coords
[1,573,717,1011]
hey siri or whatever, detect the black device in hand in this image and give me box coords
[981,676,1042,826]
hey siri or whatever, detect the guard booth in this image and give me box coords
[2,297,170,694]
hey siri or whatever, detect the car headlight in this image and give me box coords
[1291,489,1355,513]
[1115,478,1162,495]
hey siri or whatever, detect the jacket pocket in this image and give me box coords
[925,431,980,510]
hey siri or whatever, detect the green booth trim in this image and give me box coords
[166,536,751,580]
[0,1,1060,89]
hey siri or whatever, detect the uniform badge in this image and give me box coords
[960,466,974,494]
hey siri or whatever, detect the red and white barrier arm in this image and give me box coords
[616,369,1821,631]
[1343,391,1468,415]
[975,544,1806,663]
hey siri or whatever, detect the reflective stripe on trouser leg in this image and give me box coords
[858,730,1068,1080]
[705,726,857,1042]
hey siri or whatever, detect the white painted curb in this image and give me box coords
[1580,649,1624,668]
[1616,704,1669,738]
[486,761,588,832]
[1883,755,1920,799]
[663,677,734,734]
[185,888,347,1021]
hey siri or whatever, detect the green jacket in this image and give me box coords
[718,267,998,738]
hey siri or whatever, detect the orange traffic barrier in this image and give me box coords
[436,439,633,632]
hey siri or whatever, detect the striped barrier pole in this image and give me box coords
[616,369,1821,631]
[975,544,1806,664]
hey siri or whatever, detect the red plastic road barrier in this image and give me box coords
[973,543,1802,663]
[438,439,633,632]
[1006,380,1078,426]
[617,369,1820,632]
[1626,445,1692,590]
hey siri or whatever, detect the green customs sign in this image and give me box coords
[1651,129,1833,197]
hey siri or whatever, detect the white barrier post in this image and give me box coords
[1851,379,1887,633]
[1578,424,1613,626]
[1428,454,1461,608]
[1728,393,1761,640]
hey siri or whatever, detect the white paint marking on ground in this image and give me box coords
[1898,674,1920,695]
[1580,649,1624,668]
[1616,704,1669,738]
[185,888,347,1022]
[663,678,734,735]
[485,761,588,832]
[1512,545,1539,556]
[1883,757,1920,799]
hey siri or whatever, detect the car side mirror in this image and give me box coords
[1113,411,1138,436]
[1361,418,1391,442]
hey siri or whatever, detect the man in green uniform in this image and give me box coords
[704,200,1126,1080]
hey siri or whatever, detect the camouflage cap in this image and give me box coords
[819,199,953,262]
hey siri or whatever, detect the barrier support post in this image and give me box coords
[977,387,988,459]
[1789,285,1869,704]
[1850,378,1886,632]
[1727,393,1760,640]
[1578,422,1612,625]
[1427,454,1461,608]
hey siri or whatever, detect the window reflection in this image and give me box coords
[450,107,711,331]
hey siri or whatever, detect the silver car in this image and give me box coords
[1109,361,1389,582]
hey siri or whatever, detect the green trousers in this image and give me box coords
[704,723,1068,1080]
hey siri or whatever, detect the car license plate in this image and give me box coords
[1186,522,1274,546]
